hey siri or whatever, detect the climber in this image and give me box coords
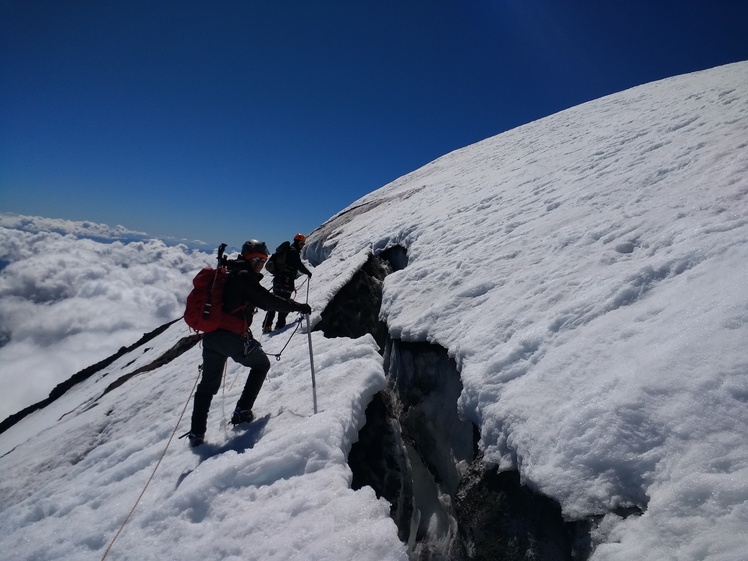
[262,233,313,333]
[183,239,311,447]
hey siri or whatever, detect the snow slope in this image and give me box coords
[1,61,747,560]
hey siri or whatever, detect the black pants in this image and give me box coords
[263,286,293,331]
[190,330,270,435]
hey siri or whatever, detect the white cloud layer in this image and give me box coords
[0,217,214,419]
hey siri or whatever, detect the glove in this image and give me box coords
[307,271,312,278]
[294,302,312,315]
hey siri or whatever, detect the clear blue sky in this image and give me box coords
[2,0,747,251]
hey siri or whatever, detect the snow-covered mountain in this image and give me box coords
[1,61,747,561]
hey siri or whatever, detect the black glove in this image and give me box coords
[293,302,312,315]
[307,271,312,278]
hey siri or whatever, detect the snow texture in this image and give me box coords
[1,61,747,560]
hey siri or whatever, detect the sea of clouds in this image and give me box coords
[0,213,213,420]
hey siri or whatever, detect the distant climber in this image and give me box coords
[262,233,313,333]
[183,239,311,447]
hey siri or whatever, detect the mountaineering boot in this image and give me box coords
[188,432,204,447]
[180,432,205,447]
[231,407,254,425]
[275,318,286,330]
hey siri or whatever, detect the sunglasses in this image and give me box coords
[250,257,267,263]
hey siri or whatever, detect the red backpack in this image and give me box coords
[184,244,247,334]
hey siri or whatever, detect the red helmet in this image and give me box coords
[293,233,306,243]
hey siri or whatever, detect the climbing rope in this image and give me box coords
[100,363,203,561]
[101,277,317,561]
[264,276,311,361]
[101,279,314,559]
[295,275,309,293]
[226,314,303,392]
[264,316,303,361]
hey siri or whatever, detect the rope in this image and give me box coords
[225,315,302,396]
[264,316,303,361]
[219,358,230,426]
[100,364,203,561]
[260,274,310,361]
[102,276,312,559]
[227,349,245,391]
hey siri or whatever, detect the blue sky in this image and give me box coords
[2,0,747,251]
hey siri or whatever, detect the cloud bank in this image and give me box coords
[0,214,213,420]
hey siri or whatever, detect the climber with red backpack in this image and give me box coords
[182,239,311,447]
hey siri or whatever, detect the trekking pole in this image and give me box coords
[304,279,317,414]
[306,312,317,414]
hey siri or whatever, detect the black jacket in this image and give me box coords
[284,244,312,277]
[271,242,312,293]
[223,262,302,327]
